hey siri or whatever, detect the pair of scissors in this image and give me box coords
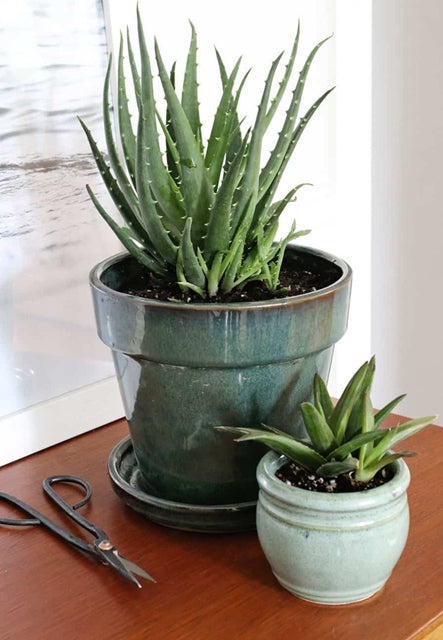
[0,474,155,588]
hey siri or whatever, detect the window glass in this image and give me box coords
[0,0,120,420]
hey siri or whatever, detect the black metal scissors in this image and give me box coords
[0,475,155,588]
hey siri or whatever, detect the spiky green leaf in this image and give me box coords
[205,131,249,256]
[181,22,202,148]
[205,57,242,186]
[179,217,206,289]
[254,87,334,232]
[258,35,332,200]
[215,426,326,472]
[264,22,300,130]
[117,35,137,185]
[137,13,185,226]
[85,185,167,277]
[103,54,140,215]
[154,38,214,244]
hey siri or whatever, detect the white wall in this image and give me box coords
[371,0,443,422]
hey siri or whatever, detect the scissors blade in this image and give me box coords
[99,547,143,587]
[115,552,156,583]
[96,542,155,587]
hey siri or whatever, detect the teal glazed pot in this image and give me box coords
[256,451,411,604]
[90,246,351,515]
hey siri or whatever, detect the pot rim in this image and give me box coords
[257,450,411,512]
[89,245,352,311]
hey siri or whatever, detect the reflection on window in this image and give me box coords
[0,0,121,418]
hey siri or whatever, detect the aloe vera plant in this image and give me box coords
[216,357,436,483]
[79,11,334,299]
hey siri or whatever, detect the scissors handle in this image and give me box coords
[0,492,45,526]
[0,476,105,554]
[42,475,107,541]
[0,489,92,554]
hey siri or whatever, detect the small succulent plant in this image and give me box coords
[79,10,333,299]
[216,357,436,483]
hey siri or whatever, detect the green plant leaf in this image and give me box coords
[316,458,358,478]
[327,429,386,462]
[207,251,224,298]
[257,183,310,238]
[357,390,375,465]
[179,217,206,290]
[205,56,243,187]
[221,54,284,293]
[135,106,179,264]
[313,373,334,422]
[155,106,184,207]
[364,416,436,467]
[267,223,310,291]
[300,402,337,455]
[205,130,249,256]
[137,12,185,226]
[258,34,332,199]
[78,117,147,240]
[346,356,376,438]
[354,452,417,483]
[264,22,300,130]
[214,50,245,172]
[215,426,326,471]
[126,28,141,108]
[117,34,137,186]
[103,54,140,216]
[230,52,283,237]
[220,194,256,293]
[253,87,334,232]
[181,21,202,149]
[85,185,167,277]
[154,37,215,245]
[330,360,369,443]
[373,394,407,428]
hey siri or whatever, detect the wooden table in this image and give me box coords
[0,418,442,640]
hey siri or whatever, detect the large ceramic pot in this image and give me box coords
[256,451,411,604]
[90,245,351,530]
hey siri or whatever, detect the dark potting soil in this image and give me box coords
[275,461,395,493]
[117,251,342,303]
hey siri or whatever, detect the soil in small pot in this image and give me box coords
[111,250,343,303]
[275,462,395,493]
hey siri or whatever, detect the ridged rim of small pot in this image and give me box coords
[89,245,352,311]
[257,451,411,513]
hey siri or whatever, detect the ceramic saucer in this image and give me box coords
[107,436,257,532]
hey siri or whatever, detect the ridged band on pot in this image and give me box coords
[90,246,352,508]
[256,451,411,604]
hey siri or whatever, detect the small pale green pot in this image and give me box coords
[90,245,351,527]
[256,451,411,604]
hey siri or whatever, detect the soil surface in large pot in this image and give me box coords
[106,249,343,303]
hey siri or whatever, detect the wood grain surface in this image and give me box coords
[0,417,442,640]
